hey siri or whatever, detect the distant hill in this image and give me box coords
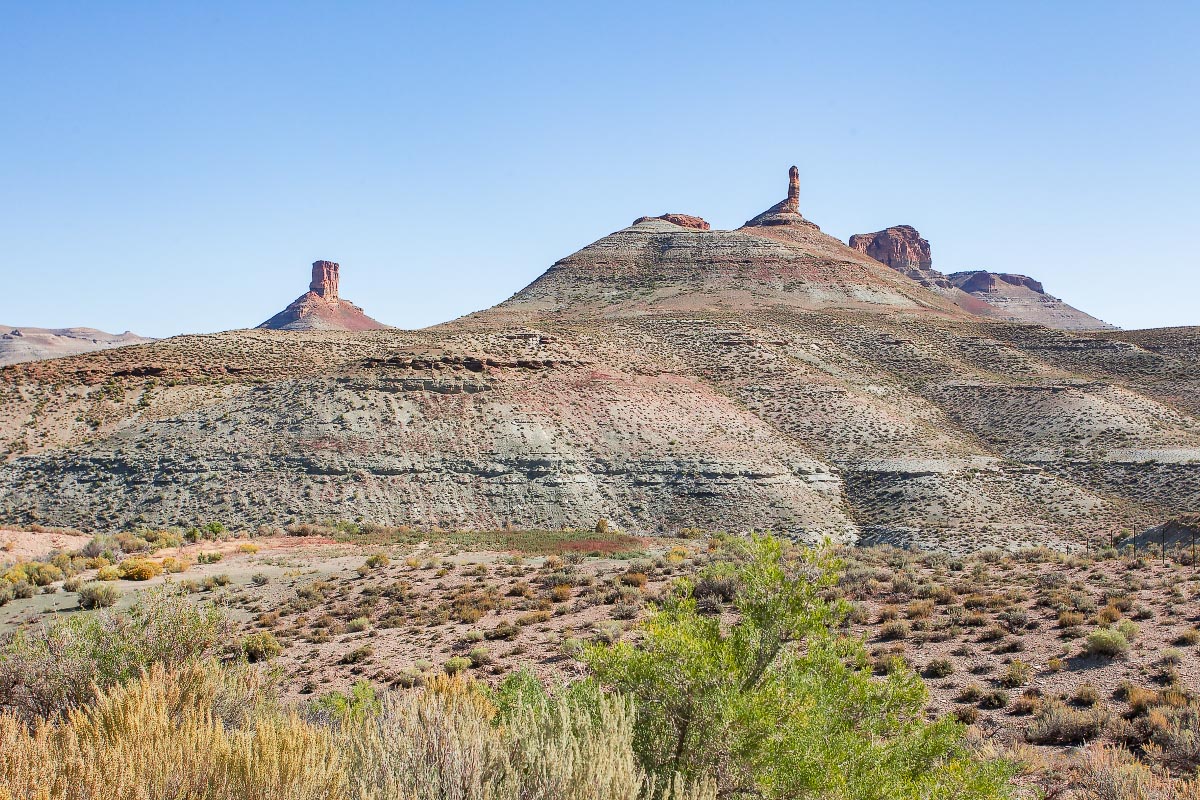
[0,326,152,366]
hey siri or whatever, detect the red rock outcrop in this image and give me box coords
[259,260,389,331]
[632,214,711,230]
[848,225,931,272]
[847,225,951,289]
[310,260,340,299]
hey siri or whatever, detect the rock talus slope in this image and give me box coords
[0,168,1195,551]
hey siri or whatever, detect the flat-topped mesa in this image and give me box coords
[742,165,819,229]
[848,225,951,290]
[946,270,1117,330]
[309,260,339,300]
[631,213,711,230]
[949,271,1044,295]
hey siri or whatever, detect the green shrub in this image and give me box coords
[341,646,373,665]
[979,689,1008,709]
[1073,683,1100,706]
[443,656,471,675]
[1026,700,1111,744]
[1084,628,1130,658]
[240,632,282,663]
[364,553,390,569]
[0,584,227,720]
[12,581,35,599]
[77,582,121,609]
[585,535,1015,799]
[63,577,83,593]
[999,660,1031,688]
[879,620,911,640]
[311,679,379,722]
[0,582,13,606]
[924,658,954,678]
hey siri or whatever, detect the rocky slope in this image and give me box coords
[0,326,152,366]
[259,261,389,331]
[0,169,1194,550]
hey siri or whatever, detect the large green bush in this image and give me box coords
[585,535,1014,800]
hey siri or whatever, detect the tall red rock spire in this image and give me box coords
[309,260,339,300]
[785,165,800,213]
[742,165,818,230]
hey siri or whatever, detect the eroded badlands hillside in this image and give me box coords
[1,170,1197,550]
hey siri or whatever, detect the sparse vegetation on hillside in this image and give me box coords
[0,535,1019,799]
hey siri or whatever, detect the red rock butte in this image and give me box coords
[258,260,389,331]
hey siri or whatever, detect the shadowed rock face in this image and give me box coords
[259,260,389,332]
[952,271,1043,295]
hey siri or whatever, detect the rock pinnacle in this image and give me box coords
[785,165,800,212]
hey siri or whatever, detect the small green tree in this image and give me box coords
[585,535,1014,799]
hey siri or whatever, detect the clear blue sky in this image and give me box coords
[2,1,1197,336]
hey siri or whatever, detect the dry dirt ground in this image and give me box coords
[4,527,1200,762]
[837,543,1200,748]
[0,528,90,564]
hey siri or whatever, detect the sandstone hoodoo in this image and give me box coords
[258,260,389,331]
[741,165,819,230]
